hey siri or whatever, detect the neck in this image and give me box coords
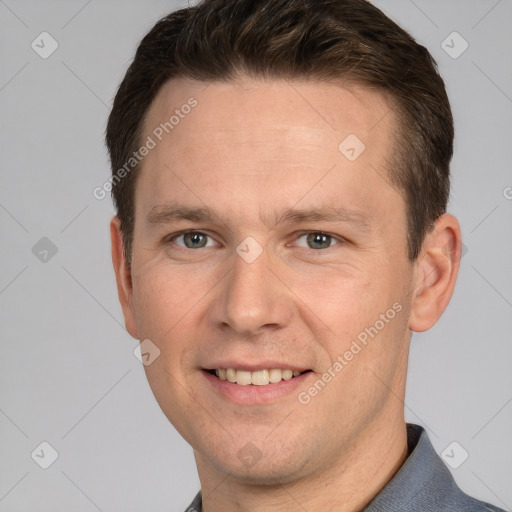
[195,414,409,512]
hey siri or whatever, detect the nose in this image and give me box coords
[210,246,293,336]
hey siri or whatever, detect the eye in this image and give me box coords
[170,231,216,249]
[293,232,341,250]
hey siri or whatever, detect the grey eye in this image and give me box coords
[173,232,212,248]
[184,232,207,248]
[306,232,333,249]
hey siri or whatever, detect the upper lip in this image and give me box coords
[203,361,311,372]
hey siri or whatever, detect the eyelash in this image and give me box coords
[165,230,344,250]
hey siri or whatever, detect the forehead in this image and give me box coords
[144,76,395,146]
[137,77,402,223]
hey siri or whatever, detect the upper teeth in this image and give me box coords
[215,368,302,386]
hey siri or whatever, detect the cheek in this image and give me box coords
[131,262,220,377]
[292,263,409,362]
[131,266,192,373]
[288,269,375,340]
[132,263,202,336]
[132,267,203,435]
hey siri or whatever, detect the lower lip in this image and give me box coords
[202,370,312,405]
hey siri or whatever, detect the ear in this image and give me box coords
[110,216,139,339]
[409,213,462,332]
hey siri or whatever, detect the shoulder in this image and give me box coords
[365,424,506,512]
[414,468,506,511]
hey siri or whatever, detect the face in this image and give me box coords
[120,77,418,484]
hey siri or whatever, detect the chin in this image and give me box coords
[198,433,314,485]
[215,457,306,486]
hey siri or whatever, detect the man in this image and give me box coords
[106,0,505,510]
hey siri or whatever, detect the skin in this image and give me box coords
[111,77,461,512]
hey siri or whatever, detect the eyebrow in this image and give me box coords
[145,203,371,232]
[270,207,370,231]
[146,204,217,225]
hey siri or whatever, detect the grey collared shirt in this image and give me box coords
[184,423,505,511]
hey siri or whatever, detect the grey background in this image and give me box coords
[0,0,511,511]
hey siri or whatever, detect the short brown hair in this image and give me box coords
[105,0,453,263]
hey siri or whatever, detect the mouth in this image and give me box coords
[204,368,313,386]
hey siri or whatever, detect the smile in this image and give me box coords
[208,368,311,386]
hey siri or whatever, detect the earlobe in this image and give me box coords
[110,216,139,339]
[409,214,462,332]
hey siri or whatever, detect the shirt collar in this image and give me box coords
[363,423,451,511]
